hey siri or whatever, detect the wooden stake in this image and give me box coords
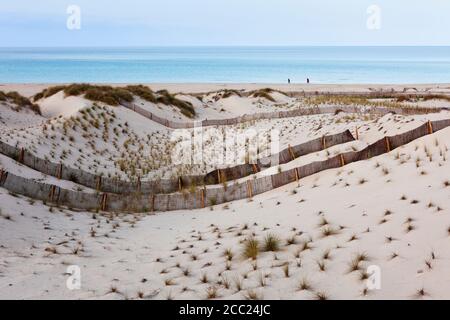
[96,176,102,192]
[150,194,155,212]
[247,180,253,198]
[355,127,359,140]
[49,185,55,201]
[428,121,433,135]
[340,154,345,167]
[288,145,295,161]
[56,164,63,179]
[217,169,221,184]
[0,170,7,185]
[201,189,205,208]
[322,136,327,150]
[252,163,259,174]
[101,193,108,211]
[178,177,182,192]
[19,148,24,163]
[385,137,391,152]
[294,168,299,183]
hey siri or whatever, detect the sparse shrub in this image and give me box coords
[242,237,259,260]
[263,233,281,252]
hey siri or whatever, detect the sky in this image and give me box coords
[0,0,449,47]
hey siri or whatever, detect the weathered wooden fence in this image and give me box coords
[0,130,354,195]
[1,119,448,213]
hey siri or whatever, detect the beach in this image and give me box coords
[0,83,450,299]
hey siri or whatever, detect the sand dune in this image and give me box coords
[0,84,449,300]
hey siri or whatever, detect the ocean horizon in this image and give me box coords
[1,46,450,84]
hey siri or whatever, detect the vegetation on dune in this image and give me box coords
[0,90,41,115]
[250,88,276,102]
[156,89,196,118]
[263,233,281,252]
[397,94,450,103]
[33,84,196,118]
[304,94,445,113]
[32,85,67,101]
[242,237,259,260]
[222,89,243,99]
[125,85,157,104]
[84,86,133,106]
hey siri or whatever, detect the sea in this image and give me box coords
[1,46,450,84]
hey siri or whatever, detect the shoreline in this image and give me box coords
[2,83,450,97]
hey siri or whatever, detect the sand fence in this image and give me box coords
[1,119,449,213]
[0,129,355,195]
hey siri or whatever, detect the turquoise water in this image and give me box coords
[1,46,450,84]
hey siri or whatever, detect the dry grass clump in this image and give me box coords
[32,84,196,117]
[222,89,243,99]
[32,85,67,100]
[298,278,312,291]
[125,85,157,103]
[0,90,41,114]
[243,289,262,300]
[242,237,260,260]
[263,233,281,252]
[250,88,276,102]
[205,286,220,299]
[304,94,443,114]
[34,84,133,105]
[156,89,196,118]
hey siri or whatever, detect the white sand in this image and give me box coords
[0,84,449,300]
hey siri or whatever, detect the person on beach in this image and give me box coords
[288,78,291,84]
[307,78,310,84]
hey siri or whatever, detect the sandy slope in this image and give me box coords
[1,84,450,300]
[0,126,449,300]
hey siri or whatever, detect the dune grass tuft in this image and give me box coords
[263,233,281,252]
[242,237,260,260]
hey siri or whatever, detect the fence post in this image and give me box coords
[178,177,183,192]
[217,169,221,184]
[18,148,25,163]
[355,127,359,140]
[57,163,63,179]
[96,176,102,192]
[137,176,141,193]
[294,168,299,184]
[321,136,327,150]
[48,185,56,201]
[150,194,155,212]
[100,193,108,211]
[201,188,205,208]
[246,180,253,199]
[427,121,433,134]
[288,145,295,160]
[340,154,345,167]
[0,170,7,185]
[385,137,391,152]
[252,164,259,174]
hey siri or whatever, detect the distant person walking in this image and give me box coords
[306,78,310,84]
[288,78,291,84]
